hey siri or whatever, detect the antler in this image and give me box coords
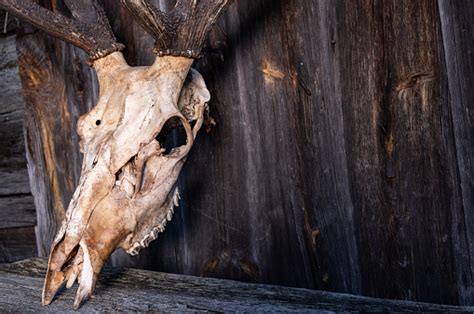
[0,0,124,61]
[121,0,233,58]
[4,0,234,309]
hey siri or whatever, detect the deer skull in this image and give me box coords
[0,0,233,308]
[42,52,210,308]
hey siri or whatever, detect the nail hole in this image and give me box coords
[95,120,101,126]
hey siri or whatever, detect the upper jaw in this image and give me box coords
[42,57,210,309]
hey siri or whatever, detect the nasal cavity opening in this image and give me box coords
[155,117,188,155]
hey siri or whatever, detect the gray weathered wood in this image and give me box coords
[335,0,467,304]
[0,257,473,312]
[438,0,474,304]
[0,34,37,263]
[0,195,36,229]
[0,35,30,196]
[17,31,91,256]
[0,228,36,263]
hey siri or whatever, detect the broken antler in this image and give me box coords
[121,0,233,58]
[0,0,123,61]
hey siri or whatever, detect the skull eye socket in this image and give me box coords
[155,117,188,155]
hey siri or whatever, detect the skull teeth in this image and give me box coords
[73,241,94,310]
[173,190,180,206]
[126,187,180,255]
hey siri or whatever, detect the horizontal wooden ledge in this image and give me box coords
[0,257,472,312]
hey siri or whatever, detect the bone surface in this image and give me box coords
[0,0,233,309]
[42,51,210,309]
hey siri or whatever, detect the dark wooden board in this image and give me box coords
[0,9,20,35]
[0,35,31,196]
[0,34,37,263]
[13,0,474,306]
[0,195,36,229]
[0,228,36,263]
[335,0,467,304]
[0,258,473,312]
[438,0,474,303]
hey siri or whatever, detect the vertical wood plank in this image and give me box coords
[438,0,474,304]
[16,26,96,255]
[0,33,37,262]
[0,35,30,195]
[336,0,465,304]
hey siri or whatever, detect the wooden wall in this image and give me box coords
[13,0,474,305]
[0,12,37,263]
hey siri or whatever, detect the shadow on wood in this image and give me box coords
[10,0,474,306]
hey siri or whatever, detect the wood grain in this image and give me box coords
[0,195,36,229]
[13,0,474,306]
[0,228,36,263]
[0,35,30,196]
[336,0,464,304]
[0,34,37,262]
[0,258,473,312]
[438,0,474,303]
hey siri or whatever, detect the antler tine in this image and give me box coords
[0,0,124,62]
[120,0,173,50]
[122,0,233,58]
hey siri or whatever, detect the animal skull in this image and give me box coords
[42,52,211,308]
[0,0,233,308]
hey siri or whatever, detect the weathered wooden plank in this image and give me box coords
[438,0,474,304]
[0,110,26,170]
[0,258,472,312]
[107,0,361,294]
[0,33,37,264]
[335,0,465,305]
[17,30,91,256]
[0,195,36,229]
[0,35,31,196]
[0,36,24,114]
[0,169,30,195]
[275,1,361,292]
[0,228,37,263]
[0,35,19,69]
